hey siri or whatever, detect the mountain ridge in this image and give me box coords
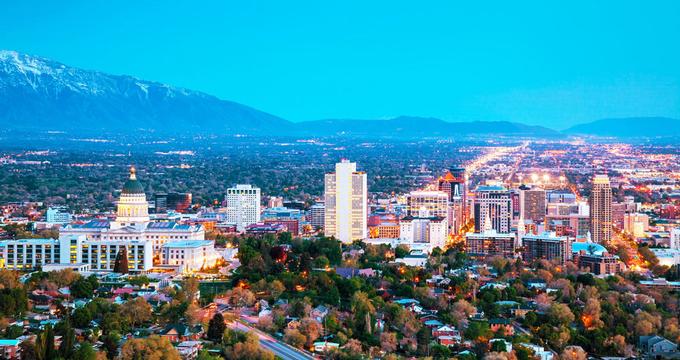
[1,50,674,139]
[564,117,680,138]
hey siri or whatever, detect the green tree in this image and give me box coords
[113,247,130,274]
[101,331,121,359]
[73,342,98,360]
[207,313,226,342]
[59,316,76,359]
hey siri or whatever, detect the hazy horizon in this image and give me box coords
[2,1,679,129]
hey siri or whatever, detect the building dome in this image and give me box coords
[122,166,145,195]
[116,166,150,225]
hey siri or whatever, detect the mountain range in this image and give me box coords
[1,50,677,139]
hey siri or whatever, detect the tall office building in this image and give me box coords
[406,191,449,218]
[589,174,612,244]
[438,168,467,233]
[324,159,368,243]
[226,184,261,231]
[473,186,512,233]
[309,203,325,230]
[520,187,546,222]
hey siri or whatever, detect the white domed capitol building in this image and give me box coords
[1,167,220,273]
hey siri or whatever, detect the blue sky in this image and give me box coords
[2,1,679,129]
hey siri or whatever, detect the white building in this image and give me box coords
[399,210,448,252]
[226,184,261,231]
[406,191,449,218]
[46,207,71,224]
[162,240,221,273]
[0,235,154,272]
[0,238,62,270]
[60,167,205,256]
[671,228,680,250]
[324,159,367,243]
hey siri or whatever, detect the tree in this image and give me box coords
[350,291,375,336]
[73,342,98,360]
[207,313,226,342]
[491,340,507,352]
[267,280,285,300]
[118,335,181,360]
[283,328,306,348]
[71,275,99,299]
[581,298,603,330]
[113,247,129,274]
[20,340,37,360]
[560,345,587,360]
[225,287,256,308]
[225,332,275,360]
[119,297,153,328]
[548,303,575,326]
[101,331,121,359]
[182,277,200,303]
[298,317,323,347]
[128,276,151,287]
[59,316,76,359]
[380,332,398,353]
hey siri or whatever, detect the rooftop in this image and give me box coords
[162,240,213,248]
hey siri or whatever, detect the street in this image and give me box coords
[228,320,316,360]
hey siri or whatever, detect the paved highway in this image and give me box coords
[228,320,316,360]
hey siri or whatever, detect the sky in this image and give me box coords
[1,1,679,129]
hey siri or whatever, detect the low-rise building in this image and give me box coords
[162,240,220,273]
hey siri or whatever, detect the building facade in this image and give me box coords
[162,240,220,273]
[520,187,546,223]
[521,232,572,264]
[473,186,512,233]
[324,159,368,243]
[465,230,516,258]
[406,191,449,218]
[589,174,612,243]
[226,184,261,231]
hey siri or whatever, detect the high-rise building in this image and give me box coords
[399,208,448,251]
[589,174,612,243]
[623,213,649,238]
[324,159,368,243]
[521,232,572,264]
[670,228,680,250]
[406,191,449,218]
[465,230,516,258]
[520,187,546,222]
[226,184,261,231]
[310,203,325,230]
[473,186,512,233]
[438,168,467,234]
[167,193,192,213]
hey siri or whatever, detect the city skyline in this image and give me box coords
[2,1,680,129]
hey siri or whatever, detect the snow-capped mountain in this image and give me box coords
[0,50,290,135]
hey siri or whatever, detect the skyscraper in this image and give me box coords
[226,184,261,231]
[438,168,467,234]
[406,190,449,218]
[589,174,612,244]
[520,186,546,222]
[324,159,367,243]
[473,185,512,233]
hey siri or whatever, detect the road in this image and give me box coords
[228,320,316,360]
